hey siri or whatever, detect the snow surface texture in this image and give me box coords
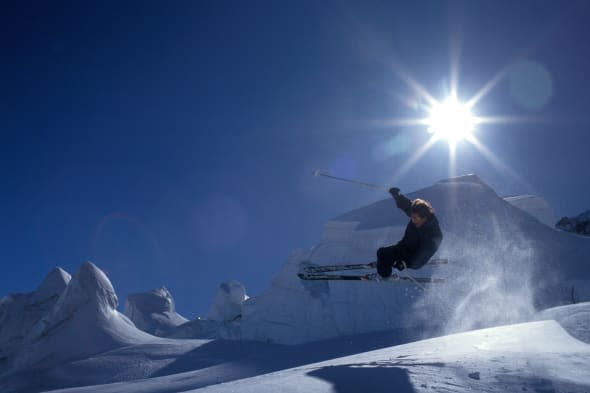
[556,209,590,235]
[241,175,590,344]
[27,307,590,393]
[535,302,590,344]
[124,287,188,336]
[194,319,590,393]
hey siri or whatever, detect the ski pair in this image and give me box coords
[297,258,447,284]
[300,258,448,274]
[297,272,445,284]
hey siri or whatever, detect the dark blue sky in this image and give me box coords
[2,1,590,316]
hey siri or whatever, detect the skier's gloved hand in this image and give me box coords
[389,187,400,197]
[394,260,406,271]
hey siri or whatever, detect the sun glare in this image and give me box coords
[382,49,539,185]
[427,96,476,143]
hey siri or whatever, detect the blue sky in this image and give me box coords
[2,1,590,316]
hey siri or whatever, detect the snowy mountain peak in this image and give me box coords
[34,267,71,302]
[59,261,118,314]
[0,268,71,360]
[26,262,119,343]
[12,262,154,371]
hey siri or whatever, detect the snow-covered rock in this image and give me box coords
[124,287,188,336]
[241,174,590,344]
[206,281,248,322]
[504,194,556,227]
[0,267,70,359]
[556,210,590,235]
[11,262,156,371]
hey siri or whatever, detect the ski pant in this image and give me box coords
[376,245,410,278]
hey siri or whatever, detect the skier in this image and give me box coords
[376,187,443,278]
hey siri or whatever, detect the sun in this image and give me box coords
[426,95,476,143]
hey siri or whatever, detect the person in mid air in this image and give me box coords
[376,187,443,278]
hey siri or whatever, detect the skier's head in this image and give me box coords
[410,198,434,228]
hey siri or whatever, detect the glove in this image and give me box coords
[394,260,406,271]
[389,187,400,197]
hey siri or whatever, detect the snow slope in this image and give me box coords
[43,313,590,393]
[194,320,590,393]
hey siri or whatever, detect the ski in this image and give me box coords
[301,258,448,274]
[297,272,446,284]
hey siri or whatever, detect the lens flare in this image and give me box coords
[427,96,476,143]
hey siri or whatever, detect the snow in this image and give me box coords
[193,320,590,393]
[1,175,590,392]
[0,267,70,360]
[503,194,556,227]
[240,174,590,344]
[9,262,157,373]
[206,281,249,322]
[535,302,590,344]
[38,317,590,393]
[124,287,189,336]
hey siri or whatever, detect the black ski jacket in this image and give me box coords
[393,193,443,269]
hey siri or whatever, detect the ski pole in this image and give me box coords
[312,170,388,190]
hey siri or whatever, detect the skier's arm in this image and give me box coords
[389,188,412,217]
